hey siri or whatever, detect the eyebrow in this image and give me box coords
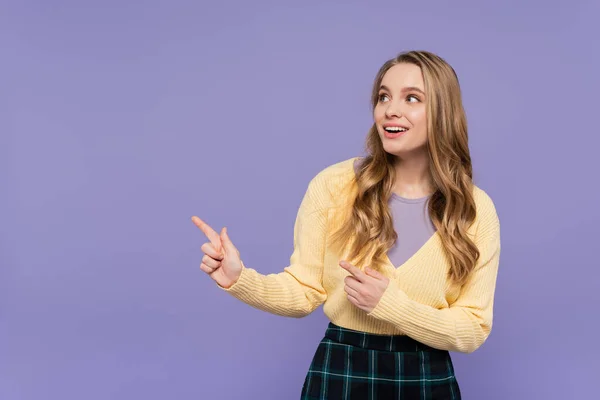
[379,85,425,95]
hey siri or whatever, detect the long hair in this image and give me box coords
[329,50,479,285]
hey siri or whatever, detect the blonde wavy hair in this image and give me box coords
[329,50,478,285]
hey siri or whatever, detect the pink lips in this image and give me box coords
[383,130,407,139]
[382,123,410,130]
[382,123,409,139]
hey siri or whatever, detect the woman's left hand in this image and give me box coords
[340,260,390,313]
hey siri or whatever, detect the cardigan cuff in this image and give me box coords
[217,260,250,294]
[367,279,409,326]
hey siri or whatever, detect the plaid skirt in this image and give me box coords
[300,323,461,399]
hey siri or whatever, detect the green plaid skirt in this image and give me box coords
[300,323,461,399]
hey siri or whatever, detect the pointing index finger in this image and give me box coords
[340,260,366,282]
[191,216,222,250]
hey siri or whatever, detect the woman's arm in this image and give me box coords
[368,197,501,353]
[219,174,330,318]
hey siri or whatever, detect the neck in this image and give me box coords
[392,152,433,199]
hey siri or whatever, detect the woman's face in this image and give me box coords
[373,63,428,158]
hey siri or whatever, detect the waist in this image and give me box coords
[324,322,444,352]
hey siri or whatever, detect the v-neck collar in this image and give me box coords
[382,231,441,277]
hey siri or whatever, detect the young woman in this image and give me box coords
[192,50,501,399]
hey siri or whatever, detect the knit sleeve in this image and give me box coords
[217,173,330,318]
[367,194,501,353]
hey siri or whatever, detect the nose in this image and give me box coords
[384,100,403,119]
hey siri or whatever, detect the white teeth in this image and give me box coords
[385,127,407,132]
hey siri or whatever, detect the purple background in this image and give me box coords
[2,1,599,399]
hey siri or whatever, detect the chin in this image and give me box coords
[383,150,406,159]
[381,141,409,155]
[381,141,426,159]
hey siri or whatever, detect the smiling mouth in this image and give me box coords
[383,126,409,138]
[384,127,408,133]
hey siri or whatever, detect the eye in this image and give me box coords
[407,94,420,103]
[378,93,389,103]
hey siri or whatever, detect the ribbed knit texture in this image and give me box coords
[221,157,501,353]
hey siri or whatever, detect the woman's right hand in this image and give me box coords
[191,216,243,289]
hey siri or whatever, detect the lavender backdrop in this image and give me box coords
[2,1,599,399]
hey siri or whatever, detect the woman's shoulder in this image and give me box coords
[310,156,360,188]
[472,185,497,213]
[304,156,360,206]
[317,156,361,175]
[471,184,500,233]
